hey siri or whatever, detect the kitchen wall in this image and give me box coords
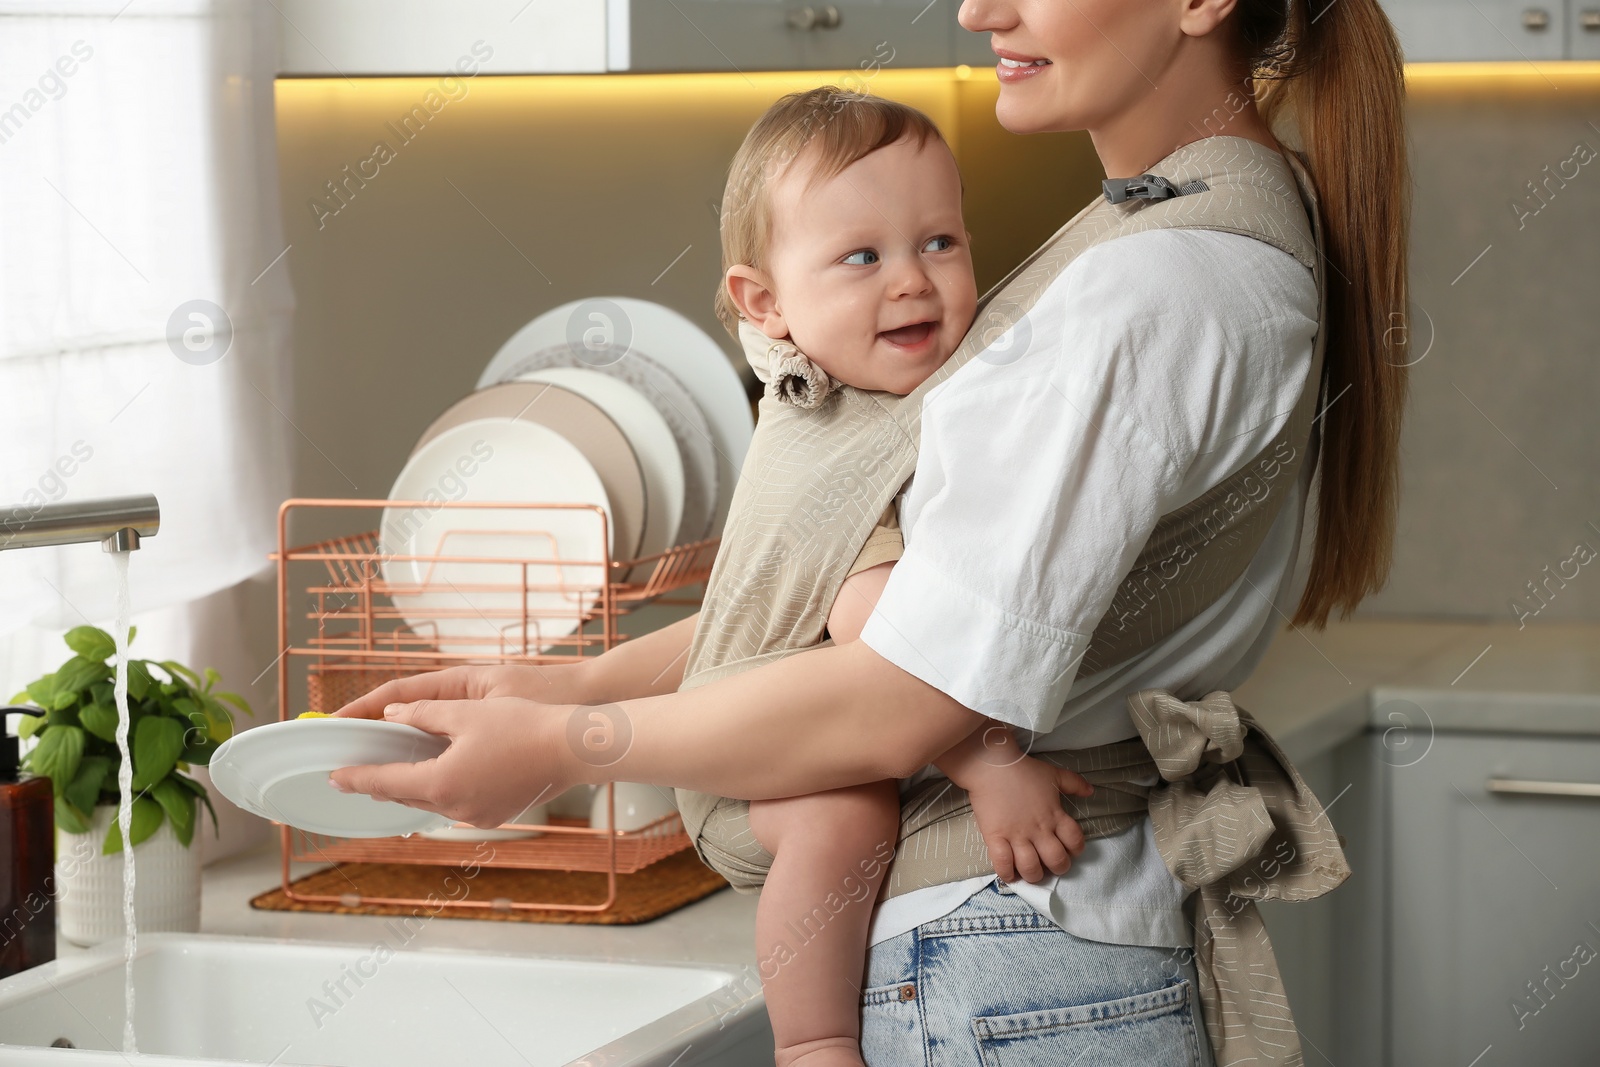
[1363,67,1600,624]
[273,65,1600,625]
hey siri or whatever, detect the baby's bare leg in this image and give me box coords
[748,781,900,1067]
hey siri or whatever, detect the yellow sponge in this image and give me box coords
[296,711,333,719]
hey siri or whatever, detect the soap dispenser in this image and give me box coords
[1,705,55,978]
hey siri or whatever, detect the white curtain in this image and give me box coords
[0,0,292,712]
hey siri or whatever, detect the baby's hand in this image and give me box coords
[964,754,1092,884]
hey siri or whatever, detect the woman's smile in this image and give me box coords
[994,44,1051,84]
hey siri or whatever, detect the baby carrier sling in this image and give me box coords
[676,135,1350,1067]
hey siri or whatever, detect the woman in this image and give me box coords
[331,0,1408,1061]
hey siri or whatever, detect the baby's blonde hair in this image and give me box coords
[713,86,954,340]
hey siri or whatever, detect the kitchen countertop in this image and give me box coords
[1232,617,1600,763]
[53,617,1599,965]
[54,832,765,968]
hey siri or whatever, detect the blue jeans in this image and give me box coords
[861,881,1215,1066]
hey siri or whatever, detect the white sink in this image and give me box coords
[0,933,768,1066]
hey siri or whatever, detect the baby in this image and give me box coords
[691,87,1092,1067]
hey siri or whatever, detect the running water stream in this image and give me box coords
[110,551,137,1055]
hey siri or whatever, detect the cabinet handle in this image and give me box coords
[1581,9,1600,30]
[787,5,842,30]
[1486,776,1600,799]
[1522,7,1551,29]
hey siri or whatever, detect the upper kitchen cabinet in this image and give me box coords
[620,1,950,72]
[274,0,969,75]
[274,0,610,75]
[1573,3,1600,59]
[1380,0,1589,60]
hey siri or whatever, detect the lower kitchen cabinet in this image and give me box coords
[1388,731,1600,1066]
[1264,725,1600,1066]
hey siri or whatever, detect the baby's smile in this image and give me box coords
[878,319,940,352]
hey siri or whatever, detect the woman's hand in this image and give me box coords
[327,697,580,829]
[332,663,575,719]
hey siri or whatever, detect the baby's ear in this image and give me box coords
[725,265,787,338]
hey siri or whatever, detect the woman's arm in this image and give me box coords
[333,613,700,719]
[328,638,982,829]
[603,639,980,793]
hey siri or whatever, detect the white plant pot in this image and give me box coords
[54,803,201,947]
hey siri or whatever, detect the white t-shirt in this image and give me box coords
[860,225,1319,948]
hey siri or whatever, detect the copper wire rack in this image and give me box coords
[272,498,718,913]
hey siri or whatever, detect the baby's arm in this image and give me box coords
[829,562,1092,885]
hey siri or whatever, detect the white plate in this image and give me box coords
[478,296,753,537]
[514,367,686,566]
[485,342,717,544]
[209,718,453,838]
[380,418,611,654]
[410,381,648,563]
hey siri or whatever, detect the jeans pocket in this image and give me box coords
[861,980,922,1064]
[970,978,1202,1067]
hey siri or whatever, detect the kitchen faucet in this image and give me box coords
[0,495,160,553]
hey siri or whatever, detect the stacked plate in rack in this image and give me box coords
[378,296,752,665]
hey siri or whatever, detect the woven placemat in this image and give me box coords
[250,848,729,925]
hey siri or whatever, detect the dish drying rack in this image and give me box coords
[271,498,719,914]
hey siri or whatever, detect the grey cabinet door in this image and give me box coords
[795,2,948,70]
[1388,733,1600,1066]
[623,2,807,72]
[623,1,946,72]
[1571,2,1600,58]
[1379,0,1568,60]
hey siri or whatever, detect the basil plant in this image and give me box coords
[11,625,251,854]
